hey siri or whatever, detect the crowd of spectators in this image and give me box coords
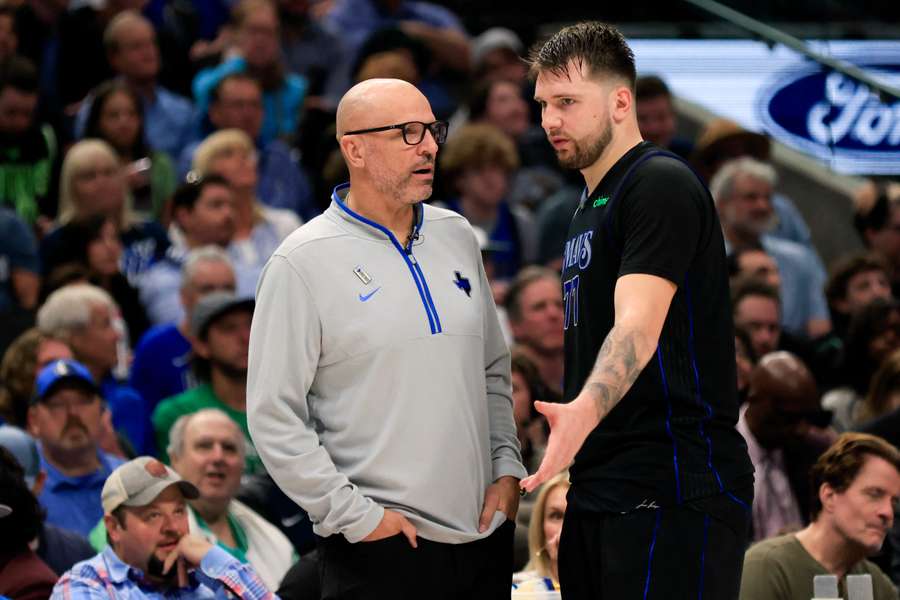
[1,1,900,598]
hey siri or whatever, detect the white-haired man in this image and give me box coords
[37,283,151,454]
[131,247,237,414]
[711,157,831,339]
[169,409,295,590]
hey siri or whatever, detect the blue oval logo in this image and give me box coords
[758,63,900,173]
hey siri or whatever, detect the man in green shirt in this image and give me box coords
[740,432,900,600]
[152,292,263,475]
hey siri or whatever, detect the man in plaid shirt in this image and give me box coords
[51,456,276,600]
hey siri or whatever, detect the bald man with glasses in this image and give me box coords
[247,78,526,599]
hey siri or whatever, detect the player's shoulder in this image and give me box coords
[630,149,703,190]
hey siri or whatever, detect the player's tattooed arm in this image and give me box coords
[583,324,650,421]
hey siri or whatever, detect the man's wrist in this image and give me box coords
[574,391,603,426]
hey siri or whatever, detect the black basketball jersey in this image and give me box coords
[561,141,754,514]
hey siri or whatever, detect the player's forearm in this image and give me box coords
[580,322,656,423]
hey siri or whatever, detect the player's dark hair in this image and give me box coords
[527,21,635,88]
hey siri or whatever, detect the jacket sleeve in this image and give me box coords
[247,255,383,542]
[470,228,528,482]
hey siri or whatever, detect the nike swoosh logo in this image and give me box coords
[358,287,382,302]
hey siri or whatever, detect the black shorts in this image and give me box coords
[317,520,515,600]
[559,492,751,600]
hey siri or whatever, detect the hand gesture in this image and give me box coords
[478,475,520,532]
[362,508,418,548]
[520,396,599,493]
[162,534,215,587]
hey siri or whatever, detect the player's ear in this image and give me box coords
[611,84,632,123]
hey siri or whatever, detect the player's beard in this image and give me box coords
[558,117,613,171]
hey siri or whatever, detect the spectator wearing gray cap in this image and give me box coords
[85,412,297,587]
[130,247,237,419]
[51,456,275,600]
[152,293,263,476]
[27,359,126,537]
[0,424,95,575]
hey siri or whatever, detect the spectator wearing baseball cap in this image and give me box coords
[0,424,95,575]
[51,456,275,600]
[27,359,125,537]
[152,293,262,475]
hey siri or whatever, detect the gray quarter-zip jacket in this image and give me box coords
[247,183,527,544]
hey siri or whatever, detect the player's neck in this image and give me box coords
[580,130,643,194]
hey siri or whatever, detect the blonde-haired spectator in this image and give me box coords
[437,123,536,279]
[514,471,570,587]
[187,129,300,296]
[42,140,171,282]
[57,139,136,228]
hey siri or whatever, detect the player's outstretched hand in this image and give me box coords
[520,396,599,494]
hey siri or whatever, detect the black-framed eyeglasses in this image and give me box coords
[343,120,449,145]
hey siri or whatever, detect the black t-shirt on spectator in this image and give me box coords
[561,141,754,514]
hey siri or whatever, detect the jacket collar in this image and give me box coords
[328,182,424,248]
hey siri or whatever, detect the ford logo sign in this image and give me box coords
[758,63,900,174]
